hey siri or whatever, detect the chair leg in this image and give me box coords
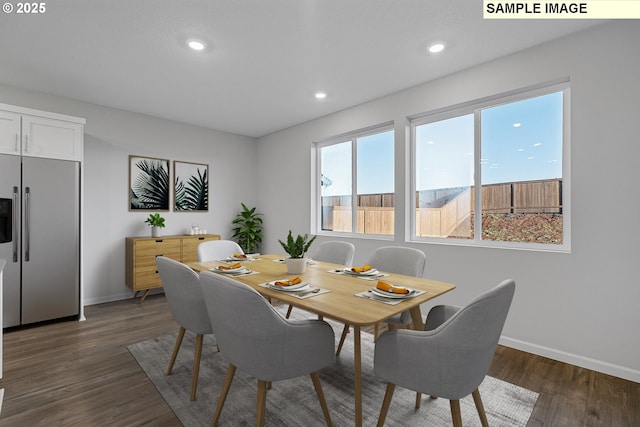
[472,388,489,427]
[450,399,463,427]
[374,323,380,341]
[256,380,268,427]
[336,324,350,356]
[212,364,236,427]
[285,304,294,319]
[377,383,396,427]
[310,372,333,427]
[415,392,421,409]
[167,327,186,375]
[190,333,204,401]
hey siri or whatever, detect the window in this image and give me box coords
[411,83,569,250]
[317,124,395,237]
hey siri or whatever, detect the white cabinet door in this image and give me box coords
[0,111,21,155]
[22,115,83,161]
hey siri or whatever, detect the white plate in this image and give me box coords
[213,266,247,274]
[226,256,252,261]
[267,281,310,292]
[343,268,380,276]
[370,287,415,299]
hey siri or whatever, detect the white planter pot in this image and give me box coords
[151,226,162,238]
[285,257,307,274]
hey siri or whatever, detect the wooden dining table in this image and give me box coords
[187,254,456,427]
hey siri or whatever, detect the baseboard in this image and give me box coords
[82,288,164,307]
[500,336,640,383]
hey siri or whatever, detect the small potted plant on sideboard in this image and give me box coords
[145,213,166,237]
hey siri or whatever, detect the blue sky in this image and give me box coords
[481,92,562,185]
[416,91,562,190]
[321,130,394,196]
[322,91,562,196]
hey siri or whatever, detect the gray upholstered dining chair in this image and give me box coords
[200,271,335,427]
[336,246,426,356]
[374,279,516,427]
[197,239,244,262]
[285,240,355,319]
[311,240,356,265]
[156,256,216,401]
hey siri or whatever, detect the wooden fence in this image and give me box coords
[475,179,563,214]
[322,178,562,237]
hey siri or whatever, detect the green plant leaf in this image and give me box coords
[278,230,316,258]
[132,159,169,210]
[231,203,263,253]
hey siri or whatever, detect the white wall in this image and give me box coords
[0,84,259,304]
[256,22,640,382]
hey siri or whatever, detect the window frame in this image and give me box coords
[314,121,395,239]
[409,81,571,252]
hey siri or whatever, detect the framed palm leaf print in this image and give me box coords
[174,161,209,211]
[129,155,170,211]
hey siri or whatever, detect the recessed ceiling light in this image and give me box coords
[427,42,446,54]
[513,122,522,128]
[314,91,327,100]
[187,39,206,51]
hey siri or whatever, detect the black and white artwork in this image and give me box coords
[174,161,208,211]
[129,155,170,211]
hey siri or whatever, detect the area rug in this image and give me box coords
[128,310,538,426]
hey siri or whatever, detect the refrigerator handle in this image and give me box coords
[25,186,30,262]
[13,186,19,262]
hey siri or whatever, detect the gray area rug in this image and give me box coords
[128,309,538,426]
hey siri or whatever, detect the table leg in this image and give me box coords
[409,306,424,330]
[353,325,362,427]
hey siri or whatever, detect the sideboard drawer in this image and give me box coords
[133,239,181,270]
[181,235,220,264]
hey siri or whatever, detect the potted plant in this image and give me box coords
[278,230,317,274]
[231,203,263,254]
[145,213,166,237]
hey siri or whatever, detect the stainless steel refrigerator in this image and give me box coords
[0,154,80,328]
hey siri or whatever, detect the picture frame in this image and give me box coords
[129,155,170,211]
[174,160,209,211]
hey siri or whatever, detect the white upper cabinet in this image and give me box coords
[21,115,83,161]
[0,104,84,161]
[0,110,21,155]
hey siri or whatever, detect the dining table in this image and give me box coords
[186,253,456,427]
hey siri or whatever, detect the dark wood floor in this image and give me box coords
[1,294,638,426]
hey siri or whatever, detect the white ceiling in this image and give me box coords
[0,1,604,138]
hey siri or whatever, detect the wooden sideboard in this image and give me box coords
[125,234,220,302]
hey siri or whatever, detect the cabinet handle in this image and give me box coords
[12,186,18,262]
[15,133,19,152]
[198,237,205,240]
[155,239,163,243]
[24,134,28,153]
[25,186,30,261]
